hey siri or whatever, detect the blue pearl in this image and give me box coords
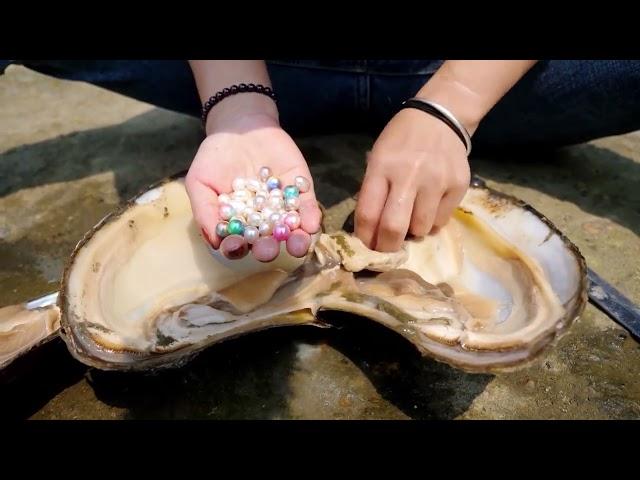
[266,176,281,191]
[283,185,300,199]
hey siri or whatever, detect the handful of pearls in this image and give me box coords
[213,166,312,261]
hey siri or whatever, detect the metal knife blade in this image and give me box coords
[587,268,640,340]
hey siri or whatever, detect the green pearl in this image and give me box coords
[283,185,300,199]
[227,218,245,236]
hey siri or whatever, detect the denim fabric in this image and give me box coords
[3,60,640,150]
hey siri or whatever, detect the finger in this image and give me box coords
[186,178,221,248]
[375,184,416,252]
[355,170,389,249]
[286,229,312,257]
[432,186,467,231]
[252,236,280,263]
[409,187,444,238]
[279,168,321,234]
[220,235,249,260]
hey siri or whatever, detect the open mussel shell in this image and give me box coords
[0,295,60,380]
[54,174,586,373]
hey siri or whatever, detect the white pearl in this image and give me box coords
[244,226,260,244]
[253,195,267,211]
[285,197,300,211]
[232,177,247,192]
[269,196,284,210]
[259,166,272,181]
[218,193,231,205]
[247,212,262,227]
[295,176,311,193]
[229,200,246,213]
[269,188,283,198]
[259,222,273,236]
[219,204,235,221]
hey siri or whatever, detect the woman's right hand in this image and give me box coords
[185,95,322,262]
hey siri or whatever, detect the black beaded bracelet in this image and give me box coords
[201,83,277,127]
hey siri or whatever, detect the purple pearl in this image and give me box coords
[266,176,281,191]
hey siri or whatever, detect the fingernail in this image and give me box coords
[220,235,249,260]
[286,230,311,257]
[252,236,280,263]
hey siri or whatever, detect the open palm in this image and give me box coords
[185,113,321,260]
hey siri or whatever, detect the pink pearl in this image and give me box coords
[284,212,301,230]
[272,223,291,242]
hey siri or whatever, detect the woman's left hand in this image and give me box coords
[354,108,471,252]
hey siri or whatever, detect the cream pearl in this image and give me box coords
[258,222,273,236]
[269,196,284,210]
[233,189,251,202]
[294,176,311,193]
[285,197,300,211]
[218,193,231,205]
[269,188,283,198]
[261,207,275,221]
[247,212,263,227]
[246,178,262,193]
[259,166,271,181]
[232,177,247,192]
[253,195,267,211]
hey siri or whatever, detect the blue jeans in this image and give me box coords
[3,60,640,151]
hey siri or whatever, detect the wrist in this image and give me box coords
[205,91,279,135]
[415,75,488,136]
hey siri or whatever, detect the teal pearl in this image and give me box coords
[227,218,245,236]
[283,185,300,199]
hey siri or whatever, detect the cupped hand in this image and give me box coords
[355,108,471,252]
[185,111,321,261]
